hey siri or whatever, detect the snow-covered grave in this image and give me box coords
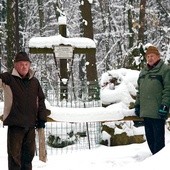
[43,68,139,123]
[28,31,139,123]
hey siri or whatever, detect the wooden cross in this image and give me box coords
[29,23,98,101]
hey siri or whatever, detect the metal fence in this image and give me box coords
[37,121,101,155]
[43,81,100,106]
[37,83,102,155]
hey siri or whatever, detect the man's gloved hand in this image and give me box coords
[134,104,140,117]
[36,120,46,129]
[158,104,169,119]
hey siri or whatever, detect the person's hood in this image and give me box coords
[12,68,35,79]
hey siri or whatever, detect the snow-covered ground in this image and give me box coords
[1,123,170,170]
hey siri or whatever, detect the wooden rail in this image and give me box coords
[47,115,144,123]
[1,113,168,123]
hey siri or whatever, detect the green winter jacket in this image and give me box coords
[135,60,170,119]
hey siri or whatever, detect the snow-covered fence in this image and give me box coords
[41,121,101,155]
[43,99,143,155]
[38,96,102,154]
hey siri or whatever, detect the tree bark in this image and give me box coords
[37,0,45,36]
[79,0,99,100]
[138,0,146,43]
[127,0,134,48]
[6,0,18,70]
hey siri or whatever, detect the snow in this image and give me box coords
[0,123,170,170]
[28,34,96,49]
[100,68,139,105]
[1,68,170,169]
[47,104,135,122]
[58,16,67,25]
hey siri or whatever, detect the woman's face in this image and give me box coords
[14,61,31,77]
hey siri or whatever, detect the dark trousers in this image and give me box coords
[7,126,35,170]
[144,117,165,155]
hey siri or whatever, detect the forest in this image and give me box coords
[0,0,170,101]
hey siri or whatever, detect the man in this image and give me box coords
[0,51,47,169]
[134,45,170,155]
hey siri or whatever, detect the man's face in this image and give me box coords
[145,53,160,66]
[14,61,31,77]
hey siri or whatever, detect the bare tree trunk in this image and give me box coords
[15,0,19,52]
[79,0,99,100]
[37,0,45,36]
[138,0,146,43]
[6,0,18,70]
[98,0,111,70]
[127,0,134,48]
[53,0,62,22]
